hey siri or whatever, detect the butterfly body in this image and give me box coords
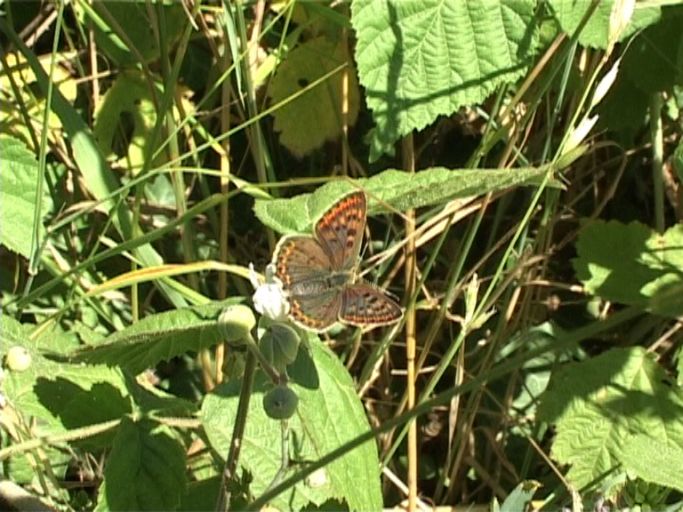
[272,191,402,332]
[288,271,353,297]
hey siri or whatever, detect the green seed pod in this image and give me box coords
[259,322,300,372]
[259,334,276,367]
[269,323,299,363]
[262,385,299,420]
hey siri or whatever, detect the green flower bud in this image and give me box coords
[218,305,256,343]
[259,323,300,372]
[6,346,32,372]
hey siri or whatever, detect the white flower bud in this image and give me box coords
[251,263,290,322]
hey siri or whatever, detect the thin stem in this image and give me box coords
[401,134,418,512]
[216,347,257,512]
[0,419,120,461]
[266,420,291,492]
[27,0,65,286]
[232,0,276,251]
[216,13,233,385]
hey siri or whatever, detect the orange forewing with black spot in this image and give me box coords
[315,191,366,271]
[273,236,331,288]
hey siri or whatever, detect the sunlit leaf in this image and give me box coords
[268,36,360,157]
[352,0,539,160]
[202,341,382,511]
[254,164,554,234]
[573,220,683,318]
[538,347,683,489]
[0,136,47,258]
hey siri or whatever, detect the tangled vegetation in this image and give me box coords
[1,1,683,510]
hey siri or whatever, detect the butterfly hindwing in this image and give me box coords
[340,283,403,327]
[289,289,342,332]
[314,191,366,271]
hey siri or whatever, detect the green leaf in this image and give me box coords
[73,299,250,375]
[573,220,683,318]
[97,417,186,511]
[621,435,683,493]
[201,341,382,511]
[93,72,161,173]
[32,324,81,355]
[622,8,683,94]
[598,73,649,141]
[0,136,46,258]
[1,316,193,456]
[0,321,73,484]
[268,36,360,157]
[538,347,683,489]
[254,165,554,234]
[499,480,541,512]
[548,0,661,49]
[498,323,582,419]
[352,0,539,160]
[179,477,222,511]
[1,316,132,447]
[4,445,70,486]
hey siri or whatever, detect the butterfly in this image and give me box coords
[272,191,403,332]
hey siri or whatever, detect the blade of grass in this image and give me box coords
[13,193,229,310]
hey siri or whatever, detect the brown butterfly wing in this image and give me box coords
[288,290,342,332]
[272,235,332,288]
[339,283,402,327]
[314,191,366,271]
[272,235,343,332]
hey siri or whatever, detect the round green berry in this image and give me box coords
[263,385,299,420]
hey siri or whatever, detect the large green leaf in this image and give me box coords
[268,36,360,157]
[499,323,582,420]
[201,341,382,511]
[573,220,683,318]
[96,417,187,511]
[622,8,683,94]
[179,477,221,512]
[621,435,683,493]
[597,70,649,141]
[548,0,661,49]
[0,317,78,482]
[254,164,554,234]
[73,299,253,375]
[0,136,47,258]
[538,347,683,489]
[352,0,539,160]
